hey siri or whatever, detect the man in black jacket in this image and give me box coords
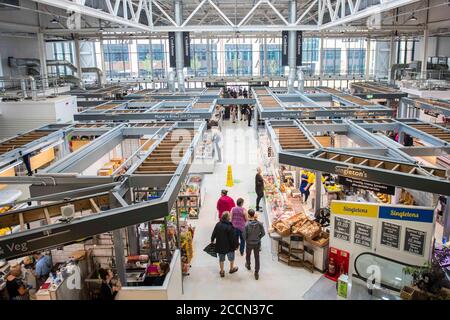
[211,212,239,277]
[255,167,265,212]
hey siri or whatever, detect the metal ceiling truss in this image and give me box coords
[31,0,419,33]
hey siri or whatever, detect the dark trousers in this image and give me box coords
[246,243,261,273]
[247,114,252,126]
[303,189,310,202]
[256,192,264,210]
[235,229,245,255]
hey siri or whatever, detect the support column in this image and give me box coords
[263,35,268,77]
[74,35,84,88]
[37,32,48,90]
[112,229,126,285]
[365,38,371,81]
[206,37,212,77]
[388,36,396,85]
[98,36,107,86]
[174,0,185,92]
[287,0,297,93]
[318,37,324,86]
[421,28,429,78]
[314,172,322,218]
[443,196,450,242]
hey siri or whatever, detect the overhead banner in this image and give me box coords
[183,32,191,68]
[281,31,289,66]
[296,31,303,66]
[338,176,395,195]
[168,32,176,68]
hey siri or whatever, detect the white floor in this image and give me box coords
[182,120,322,300]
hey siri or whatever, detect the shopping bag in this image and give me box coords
[203,242,217,258]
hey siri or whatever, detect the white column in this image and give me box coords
[37,32,48,89]
[74,35,84,88]
[174,0,185,92]
[263,36,268,77]
[365,38,371,80]
[206,37,212,77]
[287,0,297,93]
[388,36,396,84]
[421,28,429,78]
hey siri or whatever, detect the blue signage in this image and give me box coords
[378,206,434,223]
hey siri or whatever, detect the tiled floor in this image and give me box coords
[182,120,322,300]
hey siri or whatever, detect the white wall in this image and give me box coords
[0,36,39,77]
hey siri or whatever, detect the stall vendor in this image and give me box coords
[299,170,315,202]
[98,268,121,300]
[33,252,52,288]
[143,262,170,286]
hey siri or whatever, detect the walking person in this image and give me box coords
[247,105,253,127]
[231,105,237,123]
[230,198,248,256]
[243,209,266,280]
[255,167,265,212]
[216,189,236,220]
[211,212,239,278]
[212,129,223,163]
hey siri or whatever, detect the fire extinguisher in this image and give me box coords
[328,257,336,276]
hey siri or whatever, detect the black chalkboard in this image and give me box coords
[334,216,351,242]
[380,221,401,249]
[404,228,426,256]
[354,222,372,248]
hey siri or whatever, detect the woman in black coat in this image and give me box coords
[211,212,239,277]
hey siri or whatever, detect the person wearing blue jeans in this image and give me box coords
[211,212,239,278]
[231,198,248,256]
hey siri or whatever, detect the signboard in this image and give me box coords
[296,31,303,66]
[380,221,401,249]
[281,31,289,66]
[335,166,368,180]
[354,222,373,248]
[338,176,395,195]
[330,201,378,218]
[168,32,176,68]
[404,228,426,256]
[183,32,191,68]
[334,216,351,242]
[379,206,434,223]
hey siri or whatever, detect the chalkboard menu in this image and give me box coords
[404,228,426,256]
[354,222,372,248]
[380,222,401,249]
[334,216,351,242]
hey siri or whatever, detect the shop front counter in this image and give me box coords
[115,249,182,300]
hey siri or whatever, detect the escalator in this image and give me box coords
[352,252,419,298]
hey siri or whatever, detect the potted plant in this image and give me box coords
[403,246,450,300]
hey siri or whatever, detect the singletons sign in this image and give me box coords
[335,166,368,179]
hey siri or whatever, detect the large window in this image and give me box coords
[50,42,75,76]
[323,49,341,74]
[302,37,319,75]
[347,49,365,75]
[189,43,208,77]
[260,44,282,76]
[225,44,252,76]
[103,42,130,78]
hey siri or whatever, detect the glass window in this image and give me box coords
[225,44,252,76]
[322,49,341,75]
[103,42,131,78]
[347,49,365,75]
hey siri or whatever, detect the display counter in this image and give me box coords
[115,249,182,300]
[36,251,89,300]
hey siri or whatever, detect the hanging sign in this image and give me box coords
[168,32,176,68]
[281,31,289,66]
[296,31,303,66]
[338,176,395,195]
[183,32,191,68]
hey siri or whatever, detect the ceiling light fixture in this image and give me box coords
[409,13,417,21]
[51,17,59,24]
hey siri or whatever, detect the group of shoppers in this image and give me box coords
[211,167,267,280]
[5,252,52,300]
